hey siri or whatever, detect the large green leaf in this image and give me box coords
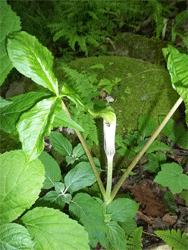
[0,223,34,250]
[163,46,188,89]
[0,92,50,134]
[50,131,72,156]
[69,193,107,248]
[154,163,188,194]
[64,162,96,193]
[106,221,127,250]
[39,151,61,189]
[17,97,61,161]
[163,46,188,124]
[106,198,139,223]
[0,1,21,86]
[0,150,45,223]
[7,31,59,95]
[21,207,89,250]
[53,109,84,132]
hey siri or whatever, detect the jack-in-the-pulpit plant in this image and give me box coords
[103,116,116,204]
[0,3,188,247]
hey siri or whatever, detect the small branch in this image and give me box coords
[110,97,183,202]
[61,100,106,199]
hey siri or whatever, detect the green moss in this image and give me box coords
[69,56,178,133]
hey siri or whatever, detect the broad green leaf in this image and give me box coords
[0,223,34,250]
[64,162,96,193]
[53,109,84,131]
[0,92,50,134]
[154,163,188,194]
[21,207,89,250]
[163,46,188,124]
[106,198,139,222]
[0,97,12,108]
[17,97,61,161]
[106,221,127,250]
[50,131,72,156]
[138,115,157,137]
[0,150,45,223]
[7,31,59,95]
[39,151,61,189]
[69,193,107,248]
[0,1,21,85]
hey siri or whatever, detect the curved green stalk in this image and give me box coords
[105,156,113,205]
[61,100,106,199]
[110,97,183,203]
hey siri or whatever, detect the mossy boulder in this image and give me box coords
[68,56,178,134]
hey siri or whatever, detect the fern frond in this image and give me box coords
[62,64,99,107]
[71,108,99,145]
[155,229,188,250]
[127,227,143,250]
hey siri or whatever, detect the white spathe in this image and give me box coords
[103,115,116,158]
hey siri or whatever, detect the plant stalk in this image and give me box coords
[105,156,113,205]
[110,96,183,202]
[61,100,106,198]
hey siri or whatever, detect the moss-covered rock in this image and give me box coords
[68,56,178,134]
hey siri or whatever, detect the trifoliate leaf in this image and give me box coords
[154,163,188,194]
[21,207,89,250]
[0,150,45,223]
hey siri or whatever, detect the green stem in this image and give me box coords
[61,100,106,199]
[110,96,183,203]
[105,156,113,205]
